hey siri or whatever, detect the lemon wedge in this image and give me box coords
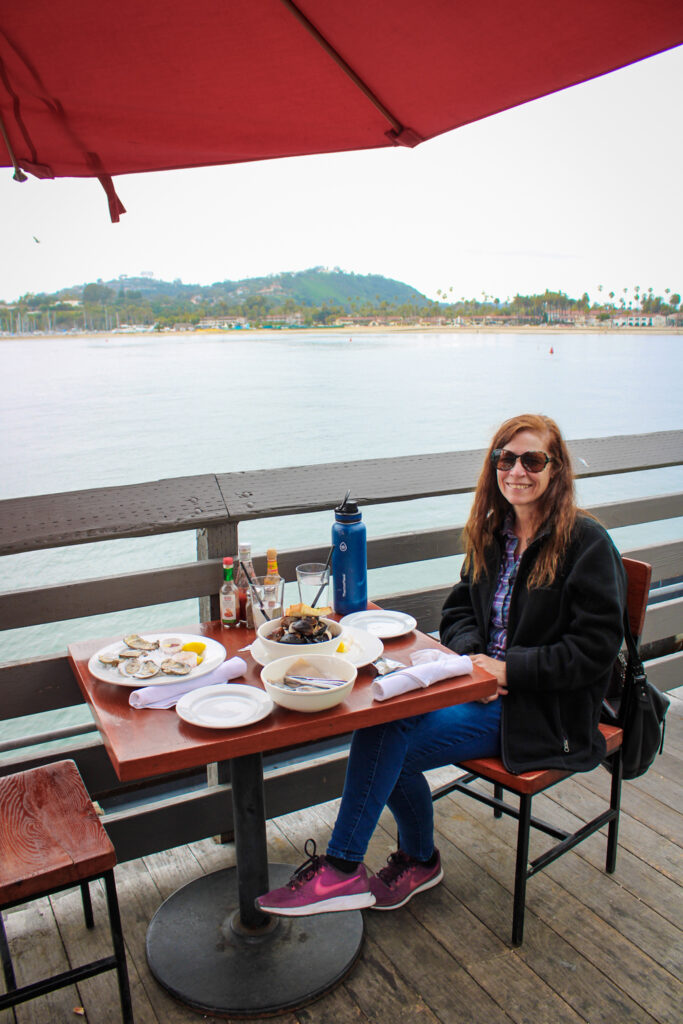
[336,640,349,653]
[182,640,206,664]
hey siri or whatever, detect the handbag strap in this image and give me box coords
[619,605,670,756]
[621,608,643,672]
[618,606,650,725]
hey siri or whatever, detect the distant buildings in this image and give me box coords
[611,313,668,328]
[196,312,303,329]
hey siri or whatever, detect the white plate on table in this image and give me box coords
[88,632,226,687]
[340,610,417,639]
[176,684,273,729]
[250,625,383,669]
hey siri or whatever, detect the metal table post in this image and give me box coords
[146,752,364,1017]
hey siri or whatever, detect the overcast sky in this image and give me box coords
[2,44,682,306]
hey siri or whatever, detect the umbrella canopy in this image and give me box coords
[1,1,682,219]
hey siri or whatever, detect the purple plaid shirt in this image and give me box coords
[486,517,519,661]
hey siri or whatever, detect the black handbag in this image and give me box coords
[601,610,670,780]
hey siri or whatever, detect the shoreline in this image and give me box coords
[2,324,682,341]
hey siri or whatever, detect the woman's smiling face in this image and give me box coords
[496,429,554,515]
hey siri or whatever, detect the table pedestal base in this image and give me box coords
[146,864,365,1017]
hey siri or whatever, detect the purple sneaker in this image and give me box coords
[256,839,376,916]
[369,849,443,910]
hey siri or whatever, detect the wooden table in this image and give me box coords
[69,621,495,1017]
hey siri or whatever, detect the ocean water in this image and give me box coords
[1,329,682,747]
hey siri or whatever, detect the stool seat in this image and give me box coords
[0,760,116,905]
[0,759,133,1022]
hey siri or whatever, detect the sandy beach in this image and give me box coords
[3,323,682,341]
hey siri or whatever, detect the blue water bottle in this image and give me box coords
[332,496,367,615]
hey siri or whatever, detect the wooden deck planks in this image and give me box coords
[1,699,681,1024]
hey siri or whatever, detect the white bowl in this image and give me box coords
[256,616,343,661]
[260,654,357,712]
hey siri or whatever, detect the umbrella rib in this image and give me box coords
[0,110,28,181]
[279,0,423,146]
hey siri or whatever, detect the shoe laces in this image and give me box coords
[376,849,414,887]
[288,838,321,889]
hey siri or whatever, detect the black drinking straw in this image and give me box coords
[240,560,271,622]
[310,545,334,609]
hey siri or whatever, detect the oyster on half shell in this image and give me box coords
[161,658,192,676]
[124,633,160,652]
[98,653,120,667]
[134,660,161,679]
[119,658,142,676]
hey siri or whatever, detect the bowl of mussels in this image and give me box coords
[256,606,343,660]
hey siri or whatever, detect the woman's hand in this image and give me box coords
[471,654,508,702]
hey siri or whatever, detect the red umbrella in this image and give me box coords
[1,1,681,220]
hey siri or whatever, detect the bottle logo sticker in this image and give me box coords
[340,541,348,552]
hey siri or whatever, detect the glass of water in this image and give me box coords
[296,563,331,610]
[250,576,285,628]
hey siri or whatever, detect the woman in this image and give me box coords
[257,414,626,917]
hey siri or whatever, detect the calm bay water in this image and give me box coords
[1,329,682,745]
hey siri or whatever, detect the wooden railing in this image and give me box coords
[1,429,681,862]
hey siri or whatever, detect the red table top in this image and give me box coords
[68,621,496,782]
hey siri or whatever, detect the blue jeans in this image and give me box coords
[327,698,501,862]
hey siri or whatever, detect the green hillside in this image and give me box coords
[84,267,430,311]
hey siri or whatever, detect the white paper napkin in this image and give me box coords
[129,656,248,709]
[371,651,473,701]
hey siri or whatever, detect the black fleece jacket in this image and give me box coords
[440,515,627,773]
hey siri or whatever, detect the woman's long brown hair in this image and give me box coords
[464,413,580,588]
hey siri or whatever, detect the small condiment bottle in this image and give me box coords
[219,557,238,628]
[234,542,255,627]
[264,548,281,585]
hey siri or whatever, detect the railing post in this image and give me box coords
[199,520,240,831]
[197,521,239,622]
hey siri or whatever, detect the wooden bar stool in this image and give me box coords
[0,759,133,1022]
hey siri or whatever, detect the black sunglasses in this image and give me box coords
[491,449,553,473]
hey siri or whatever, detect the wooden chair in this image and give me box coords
[431,557,651,947]
[0,759,133,1021]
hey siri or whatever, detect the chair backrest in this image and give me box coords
[622,557,651,642]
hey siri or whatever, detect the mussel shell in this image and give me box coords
[265,615,333,645]
[290,617,317,635]
[274,632,307,645]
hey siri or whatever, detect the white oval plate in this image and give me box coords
[250,625,383,669]
[176,684,273,729]
[88,633,226,687]
[340,610,417,639]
